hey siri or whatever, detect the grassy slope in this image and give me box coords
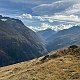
[0,46,80,80]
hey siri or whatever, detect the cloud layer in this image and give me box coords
[0,0,80,31]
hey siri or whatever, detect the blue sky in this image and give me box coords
[0,0,80,31]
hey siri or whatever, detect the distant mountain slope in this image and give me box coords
[0,45,80,80]
[46,26,80,51]
[0,15,47,66]
[37,28,56,40]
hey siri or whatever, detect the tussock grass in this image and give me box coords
[0,45,80,80]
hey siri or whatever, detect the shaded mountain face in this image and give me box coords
[46,26,80,51]
[37,28,56,40]
[36,28,56,45]
[0,15,47,66]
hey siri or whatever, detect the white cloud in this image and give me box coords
[27,26,38,32]
[19,14,80,24]
[19,14,77,27]
[64,3,80,15]
[27,23,73,31]
[32,0,76,15]
[41,23,72,31]
[7,0,60,5]
[40,23,52,30]
[27,23,54,31]
[33,16,44,21]
[16,13,80,31]
[40,23,72,31]
[17,13,33,19]
[15,0,80,32]
[41,14,80,23]
[52,15,80,22]
[48,19,54,23]
[16,13,44,21]
[28,23,51,31]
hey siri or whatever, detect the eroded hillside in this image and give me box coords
[0,45,80,80]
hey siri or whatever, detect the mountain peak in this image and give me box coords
[37,28,56,40]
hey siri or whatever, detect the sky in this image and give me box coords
[0,0,80,31]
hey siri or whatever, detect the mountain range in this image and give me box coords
[36,28,56,45]
[0,15,80,67]
[0,15,47,66]
[37,28,56,40]
[36,25,80,52]
[0,15,80,80]
[45,25,80,51]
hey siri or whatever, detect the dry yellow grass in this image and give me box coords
[0,46,80,80]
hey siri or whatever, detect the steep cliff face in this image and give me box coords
[0,15,47,66]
